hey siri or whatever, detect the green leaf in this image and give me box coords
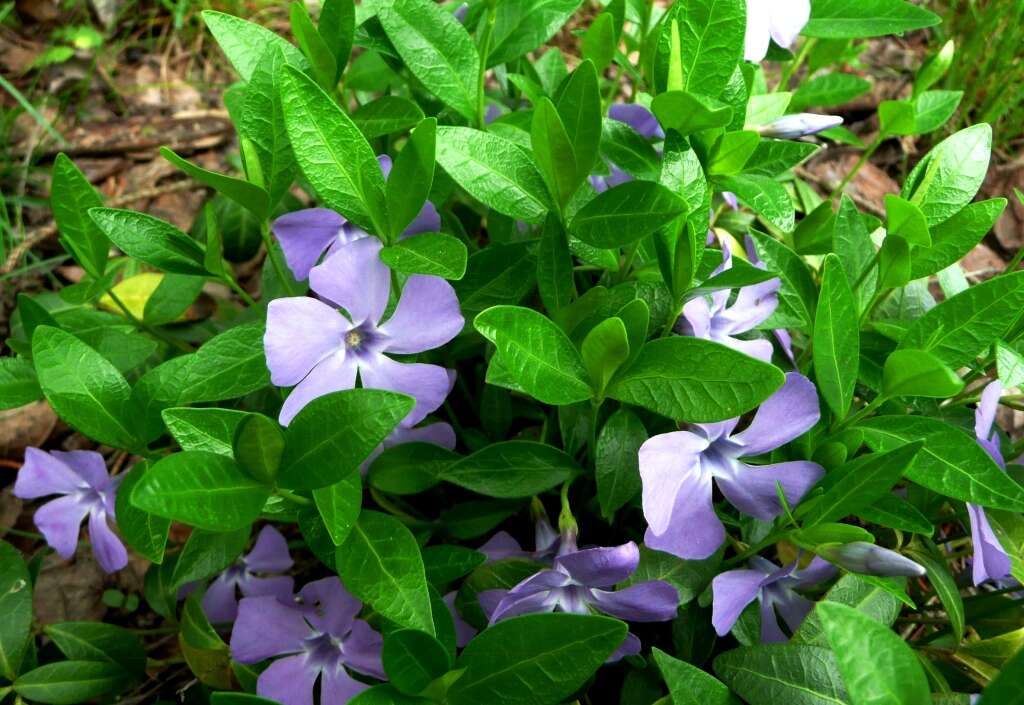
[653,647,740,705]
[596,408,645,520]
[996,339,1024,388]
[280,389,413,490]
[171,527,248,590]
[581,317,630,394]
[436,127,551,224]
[803,0,940,39]
[855,495,933,535]
[378,0,479,121]
[379,231,467,280]
[279,64,385,231]
[600,119,661,180]
[337,510,434,634]
[386,117,436,239]
[910,199,1006,279]
[441,441,580,498]
[455,241,537,316]
[554,60,601,182]
[89,208,206,275]
[532,97,578,208]
[651,91,733,136]
[817,602,930,705]
[32,325,138,450]
[448,613,626,705]
[318,0,354,82]
[162,407,249,456]
[114,462,170,563]
[132,451,270,531]
[657,0,745,98]
[238,46,297,207]
[352,96,424,140]
[368,442,455,496]
[45,622,145,674]
[904,538,965,644]
[570,181,688,249]
[708,130,760,177]
[382,629,451,695]
[802,442,922,526]
[881,349,963,398]
[13,662,136,705]
[0,541,32,680]
[717,174,795,232]
[537,214,575,312]
[859,415,1024,511]
[51,153,108,276]
[794,574,902,647]
[884,194,930,246]
[714,644,849,705]
[313,471,363,546]
[161,147,269,221]
[202,10,307,80]
[813,254,859,420]
[290,1,337,90]
[233,413,284,484]
[978,645,1024,704]
[791,72,872,111]
[581,12,615,73]
[0,357,42,410]
[833,196,876,312]
[475,305,592,405]
[143,273,205,326]
[485,0,583,67]
[422,546,486,585]
[748,230,816,328]
[743,140,820,178]
[609,337,784,423]
[902,124,991,226]
[897,271,1024,368]
[880,91,962,137]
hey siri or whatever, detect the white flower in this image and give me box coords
[755,113,844,139]
[745,0,811,62]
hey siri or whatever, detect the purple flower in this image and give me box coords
[202,525,295,624]
[819,542,925,578]
[676,240,781,362]
[443,591,477,647]
[639,373,824,560]
[967,381,1013,586]
[755,114,843,139]
[477,514,559,563]
[590,104,662,193]
[271,156,440,281]
[712,556,835,642]
[483,534,679,660]
[744,0,810,62]
[263,237,464,425]
[231,577,384,705]
[744,234,796,365]
[14,448,127,573]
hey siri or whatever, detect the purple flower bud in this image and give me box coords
[966,381,1013,586]
[822,542,926,577]
[755,113,843,139]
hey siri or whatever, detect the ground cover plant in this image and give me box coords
[2,0,1024,704]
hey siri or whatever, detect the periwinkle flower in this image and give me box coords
[14,448,127,573]
[639,373,824,560]
[755,113,844,139]
[712,556,836,642]
[202,525,294,625]
[744,0,810,62]
[231,577,384,705]
[967,381,1013,585]
[443,591,477,647]
[264,237,463,425]
[820,542,925,578]
[483,534,679,660]
[676,240,781,362]
[271,155,440,281]
[477,514,559,563]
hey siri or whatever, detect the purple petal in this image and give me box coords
[766,585,814,637]
[298,577,361,638]
[534,517,559,556]
[257,653,317,705]
[279,353,358,426]
[607,632,642,662]
[391,422,456,449]
[379,276,464,354]
[555,543,640,587]
[506,570,571,598]
[730,373,821,456]
[309,238,391,326]
[245,525,294,573]
[608,104,664,140]
[241,575,295,603]
[358,356,451,426]
[477,588,508,620]
[377,154,392,180]
[87,511,127,573]
[272,208,344,281]
[711,569,765,636]
[34,495,90,559]
[719,335,775,363]
[643,461,723,560]
[321,666,370,705]
[590,581,679,622]
[716,460,824,520]
[679,298,712,338]
[478,532,526,562]
[638,431,710,536]
[341,619,385,679]
[15,448,85,499]
[792,556,838,588]
[767,0,810,49]
[202,575,240,625]
[757,113,843,139]
[231,596,310,663]
[403,201,441,237]
[775,329,796,366]
[490,590,556,623]
[975,381,1002,445]
[718,279,780,334]
[52,450,110,490]
[444,591,477,647]
[265,297,347,387]
[759,595,789,643]
[968,504,1013,586]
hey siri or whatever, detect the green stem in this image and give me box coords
[616,242,640,284]
[829,135,883,201]
[106,288,193,353]
[775,38,816,92]
[588,400,602,470]
[723,529,790,567]
[276,488,312,506]
[224,273,256,306]
[260,222,298,297]
[476,1,498,130]
[2,527,44,540]
[834,393,887,432]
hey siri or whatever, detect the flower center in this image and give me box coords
[302,632,344,669]
[345,330,364,349]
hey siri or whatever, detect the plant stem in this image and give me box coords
[276,488,312,506]
[224,273,256,306]
[775,38,816,92]
[106,288,193,353]
[260,222,297,297]
[829,135,883,201]
[834,393,887,432]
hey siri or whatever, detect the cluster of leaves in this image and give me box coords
[3,1,1024,704]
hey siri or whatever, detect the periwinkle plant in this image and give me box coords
[5,0,1024,704]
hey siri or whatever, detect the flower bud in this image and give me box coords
[755,113,844,139]
[822,542,926,577]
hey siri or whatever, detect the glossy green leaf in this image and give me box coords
[382,629,451,695]
[313,471,363,546]
[51,153,108,276]
[45,622,145,674]
[238,46,297,207]
[171,527,249,590]
[532,97,578,208]
[233,413,284,484]
[748,230,816,328]
[380,231,467,280]
[803,0,940,38]
[652,91,734,136]
[794,574,903,647]
[318,0,354,81]
[555,60,601,182]
[161,147,269,221]
[441,441,580,498]
[910,199,1006,279]
[202,10,307,80]
[881,349,963,398]
[162,407,249,456]
[653,647,740,705]
[570,181,688,249]
[537,214,575,313]
[115,462,170,563]
[902,124,991,226]
[89,208,206,275]
[0,357,42,410]
[813,254,859,420]
[485,0,583,67]
[595,408,645,520]
[0,541,32,680]
[904,538,965,644]
[13,662,136,705]
[717,174,795,232]
[368,442,455,496]
[884,194,930,246]
[352,96,424,140]
[657,0,745,97]
[792,72,872,111]
[290,1,337,90]
[581,316,629,394]
[386,117,436,239]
